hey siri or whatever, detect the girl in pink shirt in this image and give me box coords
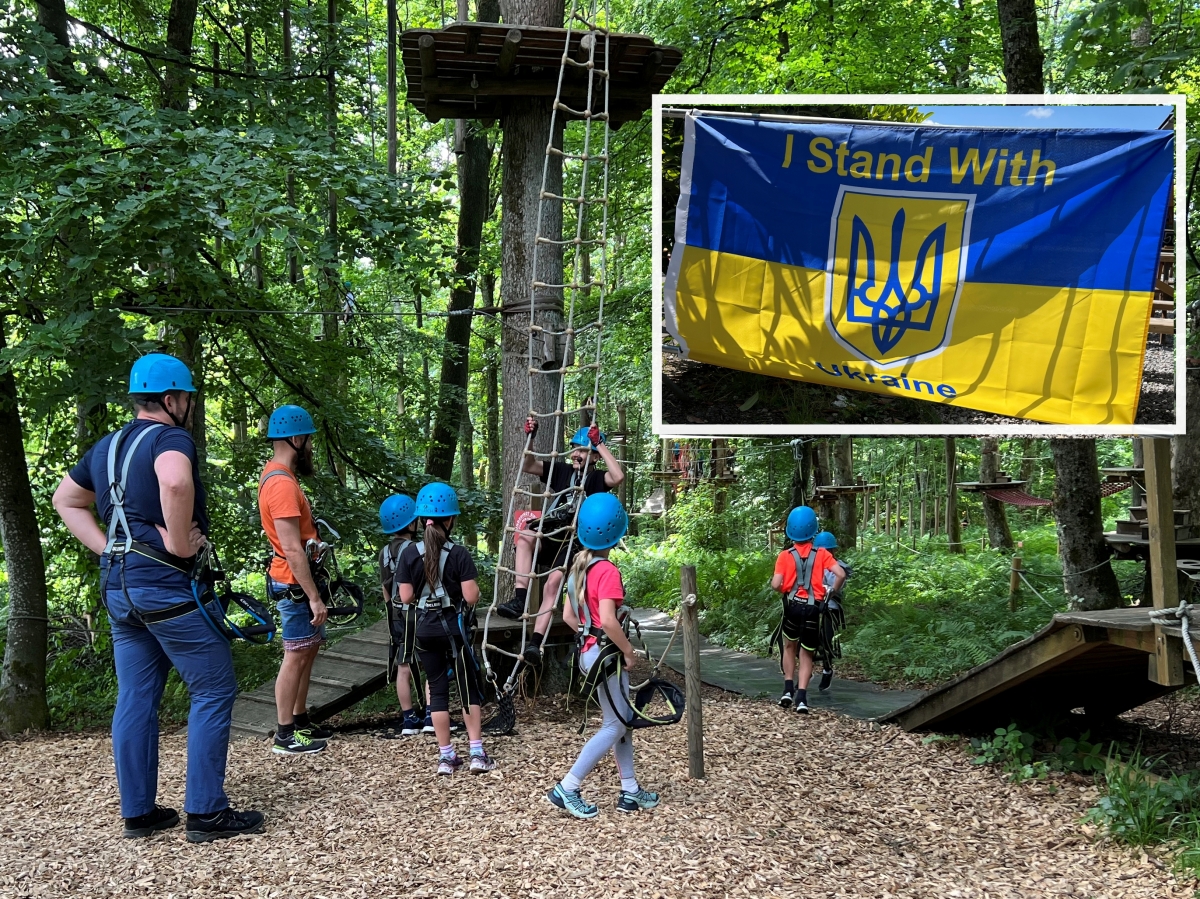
[547,494,659,819]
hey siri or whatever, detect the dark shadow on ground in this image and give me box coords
[662,343,1176,427]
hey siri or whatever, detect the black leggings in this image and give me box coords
[416,627,484,714]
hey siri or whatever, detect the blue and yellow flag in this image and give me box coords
[664,113,1175,425]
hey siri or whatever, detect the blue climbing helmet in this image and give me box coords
[128,353,196,394]
[786,506,819,543]
[570,426,605,450]
[380,494,418,534]
[813,530,838,550]
[416,482,460,518]
[577,493,628,551]
[268,405,316,439]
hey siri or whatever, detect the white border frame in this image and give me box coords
[651,92,1187,438]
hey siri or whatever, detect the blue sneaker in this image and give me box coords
[546,783,598,820]
[422,712,435,735]
[616,788,660,813]
[400,711,423,736]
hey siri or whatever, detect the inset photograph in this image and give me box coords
[655,97,1183,432]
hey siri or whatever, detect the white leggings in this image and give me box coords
[563,645,636,792]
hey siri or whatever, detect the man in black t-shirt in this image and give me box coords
[495,418,624,665]
[53,353,263,842]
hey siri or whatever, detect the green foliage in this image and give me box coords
[971,723,1108,783]
[1088,752,1199,848]
[839,530,1065,684]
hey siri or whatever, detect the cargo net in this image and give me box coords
[481,0,612,707]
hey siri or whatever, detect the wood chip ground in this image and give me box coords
[0,696,1187,897]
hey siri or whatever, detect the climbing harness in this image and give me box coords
[768,546,839,668]
[380,536,424,710]
[191,544,276,644]
[99,422,272,641]
[414,538,483,718]
[259,466,363,625]
[564,559,684,732]
[480,0,614,721]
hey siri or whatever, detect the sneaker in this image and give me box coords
[616,788,660,813]
[185,807,265,843]
[297,722,333,740]
[470,752,497,774]
[819,669,833,692]
[495,597,526,620]
[437,754,464,776]
[522,643,543,666]
[123,805,179,839]
[546,783,598,820]
[449,718,464,734]
[778,690,794,709]
[400,712,423,736]
[272,730,327,755]
[422,712,436,735]
[795,699,810,714]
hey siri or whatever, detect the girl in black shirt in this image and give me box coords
[397,482,496,775]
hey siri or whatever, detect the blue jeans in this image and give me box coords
[106,583,237,817]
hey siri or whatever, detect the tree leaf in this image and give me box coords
[738,392,759,412]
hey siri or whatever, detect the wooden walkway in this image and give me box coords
[881,607,1193,733]
[226,612,575,741]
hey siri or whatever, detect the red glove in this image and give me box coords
[524,416,538,437]
[587,423,602,447]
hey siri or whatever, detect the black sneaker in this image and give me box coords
[495,597,526,620]
[272,730,327,755]
[778,690,794,709]
[522,643,543,666]
[297,721,333,740]
[123,805,179,839]
[819,669,833,692]
[185,807,266,843]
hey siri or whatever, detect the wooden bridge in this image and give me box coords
[884,437,1195,734]
[881,607,1189,732]
[225,612,575,741]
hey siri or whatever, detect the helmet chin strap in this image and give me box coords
[165,394,192,430]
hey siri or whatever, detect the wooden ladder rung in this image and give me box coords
[1148,318,1176,335]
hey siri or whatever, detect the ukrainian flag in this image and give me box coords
[664,113,1175,425]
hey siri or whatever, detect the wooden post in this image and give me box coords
[681,565,704,779]
[934,495,941,536]
[908,497,914,546]
[1009,553,1022,612]
[1145,437,1185,686]
[884,498,891,536]
[873,490,880,531]
[920,495,927,538]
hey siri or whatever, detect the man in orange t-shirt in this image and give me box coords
[770,506,844,715]
[258,405,328,755]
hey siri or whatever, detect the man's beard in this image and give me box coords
[296,440,316,477]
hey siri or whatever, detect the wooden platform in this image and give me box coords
[224,612,576,741]
[881,608,1193,733]
[401,23,681,125]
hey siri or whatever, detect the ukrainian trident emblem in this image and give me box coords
[826,187,973,367]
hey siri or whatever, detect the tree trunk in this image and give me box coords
[812,439,835,523]
[1173,369,1200,515]
[175,328,207,469]
[996,0,1045,93]
[498,0,566,586]
[457,402,477,546]
[1050,439,1121,610]
[36,0,73,84]
[0,327,49,734]
[425,117,491,477]
[162,0,200,111]
[832,437,856,545]
[483,274,501,555]
[980,437,1014,550]
[946,437,962,553]
[324,0,341,338]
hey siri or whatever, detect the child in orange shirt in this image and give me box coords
[770,507,844,714]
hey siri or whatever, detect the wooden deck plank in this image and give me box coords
[883,608,1195,732]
